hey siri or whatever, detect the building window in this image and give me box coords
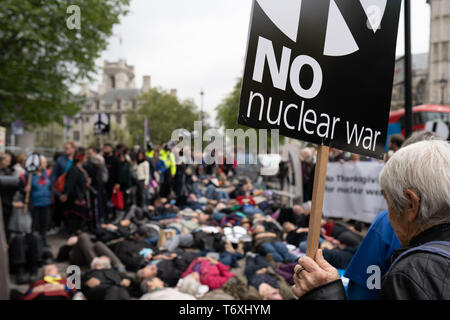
[74,131,80,141]
[86,104,91,111]
[96,100,100,110]
[116,114,122,124]
[132,99,137,109]
[433,43,440,62]
[85,116,90,123]
[117,99,121,110]
[111,75,116,89]
[442,42,449,61]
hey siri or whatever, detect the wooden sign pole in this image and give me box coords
[305,145,330,259]
[24,172,33,214]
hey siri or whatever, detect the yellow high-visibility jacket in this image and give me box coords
[160,149,177,176]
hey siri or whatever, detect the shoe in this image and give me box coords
[265,253,278,267]
[29,270,39,284]
[237,240,245,255]
[225,240,235,254]
[15,266,28,285]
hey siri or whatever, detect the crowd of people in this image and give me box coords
[0,130,448,300]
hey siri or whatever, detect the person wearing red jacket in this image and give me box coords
[181,256,234,290]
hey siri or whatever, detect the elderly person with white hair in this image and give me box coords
[292,140,450,300]
[81,256,133,300]
[23,155,52,247]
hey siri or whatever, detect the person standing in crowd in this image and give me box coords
[0,152,15,234]
[174,149,187,198]
[24,156,52,248]
[300,148,315,202]
[159,142,176,198]
[12,154,26,178]
[50,141,76,230]
[119,152,133,212]
[84,147,108,229]
[277,160,289,191]
[135,150,150,209]
[344,131,444,300]
[59,148,90,235]
[292,139,450,300]
[388,134,405,152]
[103,144,121,202]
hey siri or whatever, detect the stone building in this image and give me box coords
[69,59,152,147]
[427,0,450,105]
[391,53,429,111]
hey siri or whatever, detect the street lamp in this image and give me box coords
[440,75,448,105]
[200,89,204,124]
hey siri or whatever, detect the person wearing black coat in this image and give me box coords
[81,256,132,300]
[292,140,450,300]
[60,148,90,235]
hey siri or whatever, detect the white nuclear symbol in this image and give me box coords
[25,152,41,172]
[425,121,450,140]
[94,113,109,134]
[256,0,387,57]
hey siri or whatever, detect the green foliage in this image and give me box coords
[216,78,246,131]
[216,78,283,151]
[0,0,130,128]
[126,88,203,146]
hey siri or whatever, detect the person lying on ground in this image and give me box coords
[20,264,77,300]
[81,256,133,300]
[136,251,197,287]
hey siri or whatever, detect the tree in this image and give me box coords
[126,88,202,146]
[0,0,130,128]
[216,78,245,131]
[216,78,282,153]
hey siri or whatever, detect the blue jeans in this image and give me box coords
[219,251,244,268]
[242,204,263,217]
[299,237,325,253]
[261,241,297,262]
[151,212,178,221]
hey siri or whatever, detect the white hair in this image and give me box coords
[91,256,111,270]
[379,140,450,227]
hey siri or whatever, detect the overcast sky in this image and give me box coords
[92,0,431,126]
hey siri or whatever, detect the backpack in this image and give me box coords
[387,241,450,274]
[100,164,109,183]
[54,173,67,194]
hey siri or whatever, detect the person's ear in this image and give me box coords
[404,189,420,223]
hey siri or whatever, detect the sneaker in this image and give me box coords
[15,266,28,285]
[47,227,60,236]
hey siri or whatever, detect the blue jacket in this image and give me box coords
[27,170,52,207]
[344,210,401,300]
[50,155,72,186]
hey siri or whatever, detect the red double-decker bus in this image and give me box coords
[388,104,450,139]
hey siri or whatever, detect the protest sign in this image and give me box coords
[323,161,387,223]
[238,0,401,259]
[0,127,5,153]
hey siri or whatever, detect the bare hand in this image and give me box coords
[86,277,101,288]
[59,195,68,203]
[256,268,267,275]
[292,249,340,298]
[120,279,131,287]
[13,202,25,208]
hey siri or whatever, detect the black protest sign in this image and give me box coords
[25,152,41,172]
[94,113,110,136]
[238,0,401,158]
